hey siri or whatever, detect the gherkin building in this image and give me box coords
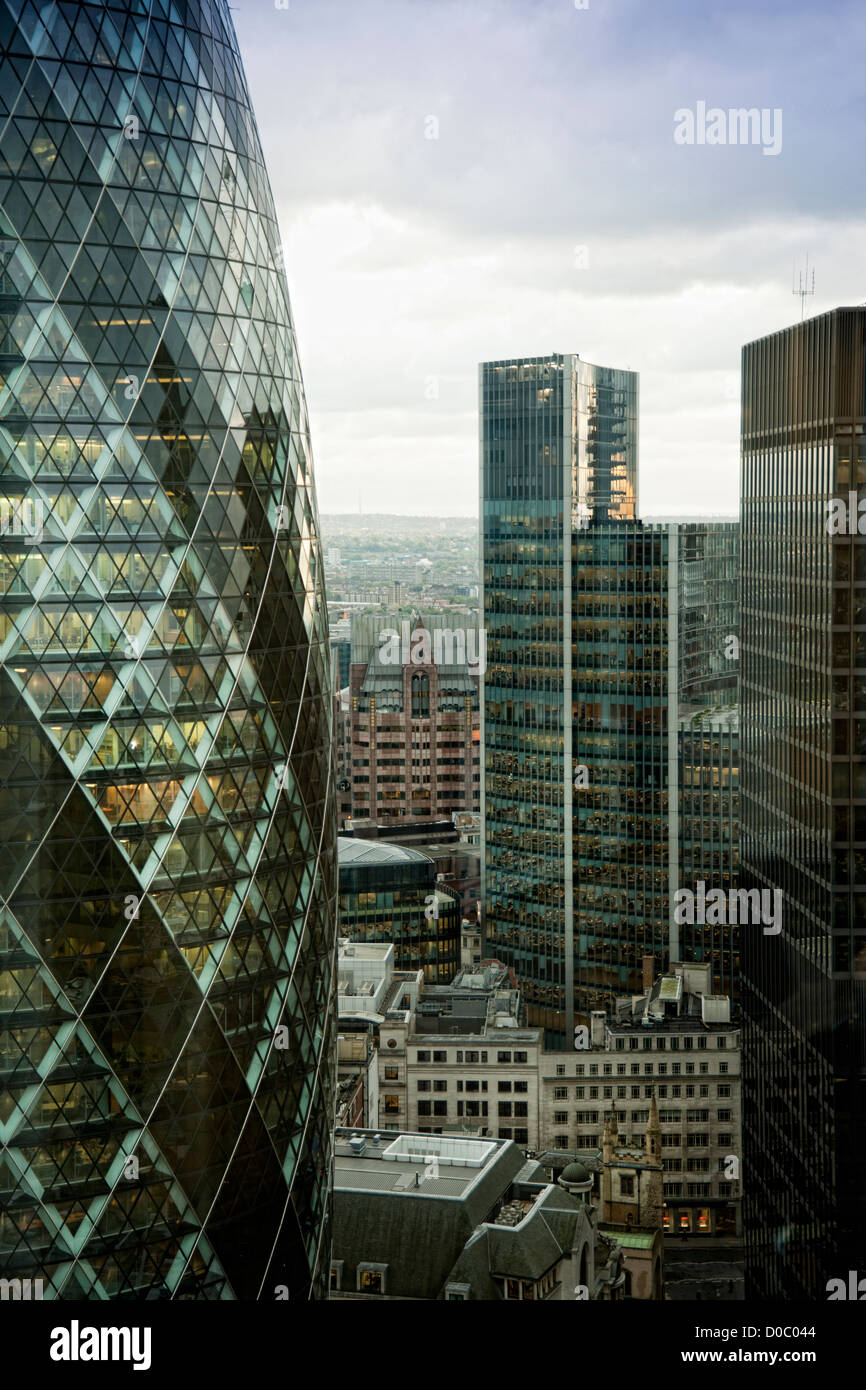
[0,0,336,1299]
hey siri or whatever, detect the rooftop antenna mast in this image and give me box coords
[792,254,815,321]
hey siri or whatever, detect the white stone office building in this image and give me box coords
[338,942,423,1131]
[377,961,542,1142]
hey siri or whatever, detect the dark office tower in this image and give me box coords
[741,308,866,1299]
[677,706,739,997]
[481,354,638,1046]
[0,0,335,1299]
[677,524,740,1002]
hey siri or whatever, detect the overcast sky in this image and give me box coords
[234,0,866,518]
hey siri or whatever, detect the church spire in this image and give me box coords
[644,1088,661,1162]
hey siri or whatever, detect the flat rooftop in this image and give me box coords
[409,1030,540,1044]
[334,1128,508,1200]
[338,941,394,962]
[609,1016,737,1035]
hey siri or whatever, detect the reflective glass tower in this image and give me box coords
[0,0,336,1298]
[481,355,738,1046]
[741,308,866,1298]
[480,354,639,1045]
[572,519,739,1020]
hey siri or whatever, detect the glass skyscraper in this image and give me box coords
[740,308,866,1298]
[482,355,737,1045]
[481,354,638,1045]
[572,519,670,1020]
[573,519,739,1020]
[0,0,336,1298]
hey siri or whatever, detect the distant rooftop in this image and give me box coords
[412,961,526,1036]
[338,941,393,962]
[338,836,431,868]
[611,973,735,1032]
[411,1030,540,1044]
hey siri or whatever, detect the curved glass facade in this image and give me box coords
[0,0,336,1298]
[480,355,639,1046]
[337,837,460,982]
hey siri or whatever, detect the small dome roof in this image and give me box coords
[560,1161,590,1185]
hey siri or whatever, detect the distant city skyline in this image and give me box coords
[236,0,865,517]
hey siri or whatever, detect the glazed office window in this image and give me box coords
[358,1265,386,1295]
[411,674,430,718]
